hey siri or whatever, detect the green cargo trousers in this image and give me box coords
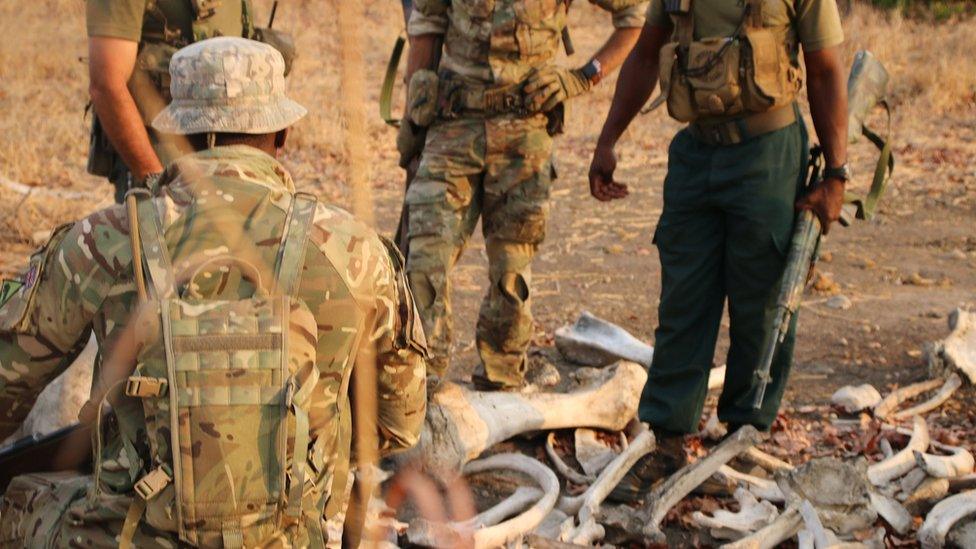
[405,114,554,387]
[638,118,809,433]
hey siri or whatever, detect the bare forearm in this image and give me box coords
[90,84,163,179]
[591,27,641,77]
[597,25,669,149]
[805,47,848,169]
[405,34,443,84]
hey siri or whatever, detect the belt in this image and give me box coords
[688,104,797,147]
[440,79,530,118]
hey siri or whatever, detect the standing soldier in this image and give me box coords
[588,0,849,499]
[86,0,292,203]
[0,38,426,546]
[399,0,649,390]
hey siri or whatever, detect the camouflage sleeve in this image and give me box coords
[588,0,649,28]
[408,0,448,36]
[0,220,115,439]
[371,237,428,457]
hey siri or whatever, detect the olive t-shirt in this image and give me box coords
[646,0,844,52]
[86,0,247,44]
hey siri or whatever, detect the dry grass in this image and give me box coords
[0,0,973,270]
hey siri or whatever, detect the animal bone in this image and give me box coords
[574,428,619,477]
[742,447,794,473]
[904,477,950,516]
[831,384,883,414]
[918,490,976,549]
[400,361,646,472]
[715,465,786,503]
[708,365,727,391]
[914,444,975,478]
[462,486,542,530]
[703,411,728,441]
[778,457,878,536]
[640,426,761,543]
[891,374,962,420]
[691,487,779,540]
[798,529,814,549]
[555,311,654,367]
[948,473,976,493]
[545,432,594,485]
[927,308,976,384]
[720,504,802,549]
[879,439,895,459]
[873,379,944,419]
[798,500,834,549]
[899,467,928,496]
[868,491,913,535]
[867,416,929,486]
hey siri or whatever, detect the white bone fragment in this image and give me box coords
[874,378,944,419]
[558,429,656,528]
[949,473,976,493]
[798,529,815,549]
[641,426,761,543]
[905,477,950,516]
[899,467,928,496]
[708,365,727,391]
[914,444,975,478]
[703,411,728,441]
[715,465,786,503]
[720,505,802,549]
[928,308,976,384]
[564,517,604,546]
[880,439,895,459]
[918,490,976,548]
[545,432,594,485]
[868,491,913,534]
[555,311,654,367]
[831,384,883,414]
[462,486,542,529]
[742,447,795,473]
[574,428,619,478]
[691,488,779,540]
[867,416,929,486]
[799,500,832,549]
[891,374,962,420]
[532,509,569,540]
[401,361,646,472]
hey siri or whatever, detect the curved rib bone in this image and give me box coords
[462,486,543,530]
[874,378,944,419]
[545,432,594,485]
[891,374,962,420]
[742,447,795,473]
[692,488,779,540]
[869,491,913,535]
[867,416,929,486]
[559,429,656,518]
[918,490,976,549]
[641,426,762,543]
[914,443,975,479]
[720,505,803,549]
[401,361,647,472]
[715,465,786,503]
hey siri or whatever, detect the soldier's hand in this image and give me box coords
[396,121,427,169]
[589,145,628,201]
[523,66,591,113]
[796,177,845,235]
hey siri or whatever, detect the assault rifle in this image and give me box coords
[752,50,895,409]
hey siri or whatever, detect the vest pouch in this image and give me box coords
[660,42,696,123]
[742,27,799,111]
[685,38,745,118]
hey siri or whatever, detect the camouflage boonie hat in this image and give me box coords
[152,37,306,135]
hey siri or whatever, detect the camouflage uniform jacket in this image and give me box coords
[0,145,428,527]
[408,0,648,86]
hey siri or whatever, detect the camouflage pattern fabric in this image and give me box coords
[0,146,428,546]
[406,116,552,386]
[152,37,307,135]
[405,0,646,386]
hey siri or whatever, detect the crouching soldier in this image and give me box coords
[0,37,426,547]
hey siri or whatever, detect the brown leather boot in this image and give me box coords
[607,429,688,503]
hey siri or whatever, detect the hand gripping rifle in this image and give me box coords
[751,50,895,410]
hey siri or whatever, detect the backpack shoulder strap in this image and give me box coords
[746,0,764,28]
[273,192,318,296]
[133,190,177,300]
[666,0,695,48]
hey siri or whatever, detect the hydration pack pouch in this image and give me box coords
[686,38,745,118]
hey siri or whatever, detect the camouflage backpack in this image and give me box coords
[119,190,323,547]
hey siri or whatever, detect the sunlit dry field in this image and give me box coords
[1,0,975,453]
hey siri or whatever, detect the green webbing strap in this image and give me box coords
[380,34,407,127]
[287,396,310,518]
[134,191,177,299]
[845,100,894,221]
[274,193,317,296]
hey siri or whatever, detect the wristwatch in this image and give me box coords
[580,58,603,86]
[822,163,852,183]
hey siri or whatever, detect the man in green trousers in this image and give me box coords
[588,0,851,500]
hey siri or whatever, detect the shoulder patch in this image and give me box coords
[0,223,74,334]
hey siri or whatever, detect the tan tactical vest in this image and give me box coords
[659,0,803,122]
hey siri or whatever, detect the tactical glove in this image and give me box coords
[523,66,592,113]
[397,121,427,169]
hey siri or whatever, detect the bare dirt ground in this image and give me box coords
[1,0,975,542]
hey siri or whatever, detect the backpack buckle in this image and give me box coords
[125,376,168,398]
[134,467,172,501]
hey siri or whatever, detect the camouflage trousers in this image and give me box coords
[405,115,554,387]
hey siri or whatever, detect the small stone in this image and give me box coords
[819,250,834,263]
[813,272,841,295]
[604,244,624,255]
[907,349,922,358]
[826,295,853,310]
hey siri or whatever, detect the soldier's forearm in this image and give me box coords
[590,27,642,77]
[405,34,443,85]
[596,24,670,150]
[805,46,848,170]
